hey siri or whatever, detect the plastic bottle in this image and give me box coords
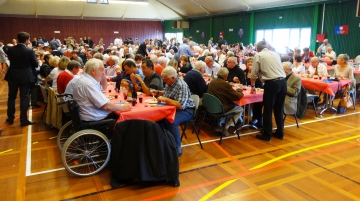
[211,71,215,81]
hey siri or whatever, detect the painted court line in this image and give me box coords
[249,134,360,170]
[199,178,238,201]
[25,108,33,176]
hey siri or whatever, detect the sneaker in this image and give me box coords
[215,127,229,136]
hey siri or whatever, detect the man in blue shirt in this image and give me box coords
[178,38,194,58]
[154,67,194,157]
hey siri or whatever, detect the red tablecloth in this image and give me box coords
[234,87,263,106]
[105,85,176,123]
[354,70,360,76]
[299,76,351,96]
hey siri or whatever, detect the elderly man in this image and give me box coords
[134,59,163,96]
[184,61,208,98]
[250,40,286,142]
[166,49,175,60]
[154,67,194,157]
[73,59,130,122]
[178,38,194,58]
[71,50,84,67]
[204,56,221,78]
[306,57,328,77]
[226,56,244,83]
[105,55,119,77]
[154,56,168,76]
[207,67,244,136]
[282,62,301,139]
[324,47,336,60]
[317,39,332,56]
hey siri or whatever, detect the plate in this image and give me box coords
[256,88,264,92]
[107,82,115,85]
[145,98,158,104]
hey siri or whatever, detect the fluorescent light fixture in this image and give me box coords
[109,0,148,4]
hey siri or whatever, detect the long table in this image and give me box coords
[299,75,352,114]
[105,85,176,123]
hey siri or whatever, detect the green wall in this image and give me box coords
[164,0,359,58]
[320,0,360,58]
[163,20,183,34]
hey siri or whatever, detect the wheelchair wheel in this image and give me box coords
[57,121,74,151]
[61,129,111,176]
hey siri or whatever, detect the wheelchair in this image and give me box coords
[55,94,115,176]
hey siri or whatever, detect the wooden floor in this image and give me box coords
[1,78,360,201]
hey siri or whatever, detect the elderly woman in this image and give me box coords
[292,55,306,74]
[178,55,192,73]
[243,57,263,128]
[335,54,353,80]
[44,56,70,90]
[167,59,179,71]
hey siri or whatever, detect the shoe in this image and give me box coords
[249,119,258,126]
[177,147,182,157]
[272,132,284,140]
[255,134,271,142]
[5,119,14,124]
[317,104,325,110]
[21,121,35,127]
[168,179,180,187]
[215,127,229,136]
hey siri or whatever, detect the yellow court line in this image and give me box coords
[49,136,57,139]
[199,178,238,201]
[249,134,360,170]
[32,141,38,144]
[0,149,13,154]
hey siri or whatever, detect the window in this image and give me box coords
[164,32,183,44]
[255,28,311,54]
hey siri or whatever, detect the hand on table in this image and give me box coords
[233,76,239,83]
[120,80,129,87]
[250,87,256,94]
[120,102,131,111]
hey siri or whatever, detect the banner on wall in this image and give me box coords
[219,31,224,37]
[201,32,205,39]
[238,29,243,38]
[334,25,349,34]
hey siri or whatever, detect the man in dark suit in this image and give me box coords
[137,39,149,58]
[5,32,38,126]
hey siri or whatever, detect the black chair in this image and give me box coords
[39,84,48,120]
[283,114,299,128]
[180,95,203,149]
[302,85,318,117]
[199,93,240,145]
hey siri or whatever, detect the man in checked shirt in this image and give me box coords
[152,67,194,157]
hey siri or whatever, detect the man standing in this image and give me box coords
[178,38,194,58]
[137,39,149,58]
[5,32,38,126]
[154,67,194,157]
[317,39,332,56]
[250,40,286,142]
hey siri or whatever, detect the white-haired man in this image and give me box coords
[250,40,286,142]
[317,39,332,56]
[105,55,119,77]
[154,56,168,76]
[184,61,208,98]
[73,58,131,122]
[153,67,194,157]
[207,67,244,136]
[204,56,221,77]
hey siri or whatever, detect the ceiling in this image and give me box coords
[0,0,335,20]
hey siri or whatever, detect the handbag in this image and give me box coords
[333,81,344,99]
[339,84,353,108]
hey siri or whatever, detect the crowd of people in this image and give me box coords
[1,31,359,151]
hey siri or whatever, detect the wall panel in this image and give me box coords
[0,17,164,46]
[187,18,210,45]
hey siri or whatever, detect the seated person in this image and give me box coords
[204,56,221,78]
[184,61,208,98]
[44,56,70,91]
[226,56,244,84]
[178,55,192,73]
[57,60,81,94]
[323,47,336,60]
[292,55,306,74]
[306,57,327,77]
[39,54,53,80]
[72,58,130,124]
[134,59,164,96]
[105,55,119,77]
[282,62,301,116]
[154,56,168,76]
[207,67,244,136]
[335,54,354,80]
[120,59,145,92]
[243,57,263,127]
[301,47,314,63]
[153,67,194,157]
